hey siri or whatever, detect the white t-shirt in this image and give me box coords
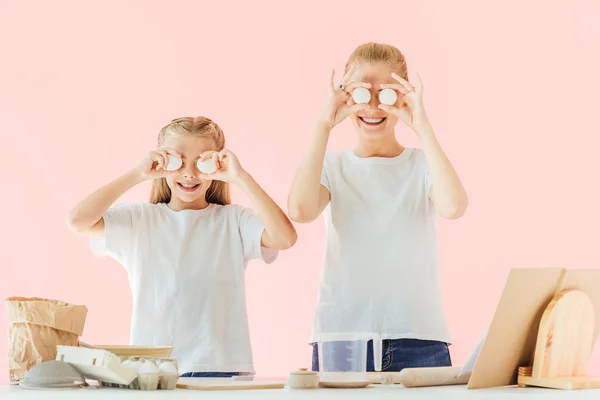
[311,148,451,344]
[91,202,278,374]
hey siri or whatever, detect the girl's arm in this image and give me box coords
[67,169,144,235]
[288,67,370,223]
[237,171,297,250]
[67,149,177,235]
[199,150,297,250]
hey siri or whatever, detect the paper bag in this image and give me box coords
[5,297,88,382]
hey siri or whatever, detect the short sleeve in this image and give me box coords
[418,150,434,204]
[320,158,331,192]
[237,206,278,264]
[425,168,432,193]
[90,203,137,260]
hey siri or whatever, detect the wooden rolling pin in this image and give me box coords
[367,366,471,387]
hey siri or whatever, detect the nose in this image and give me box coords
[181,162,197,179]
[367,89,379,109]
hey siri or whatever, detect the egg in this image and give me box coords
[159,361,178,376]
[197,158,217,174]
[130,360,142,371]
[165,155,182,171]
[139,360,159,375]
[378,88,397,106]
[352,87,371,104]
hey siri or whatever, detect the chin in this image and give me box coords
[174,189,206,202]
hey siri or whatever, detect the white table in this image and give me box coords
[1,382,599,399]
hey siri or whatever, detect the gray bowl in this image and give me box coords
[20,360,85,389]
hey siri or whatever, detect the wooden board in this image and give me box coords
[176,381,285,390]
[467,268,600,389]
[518,376,600,390]
[532,290,595,378]
[318,381,371,388]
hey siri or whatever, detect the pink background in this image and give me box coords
[1,0,599,379]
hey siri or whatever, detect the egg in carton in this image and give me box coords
[119,356,179,390]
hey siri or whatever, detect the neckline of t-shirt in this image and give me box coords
[346,147,414,164]
[158,202,216,214]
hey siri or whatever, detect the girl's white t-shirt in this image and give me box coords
[90,202,278,374]
[311,148,451,344]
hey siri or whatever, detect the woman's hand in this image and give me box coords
[198,149,246,183]
[378,73,429,130]
[136,148,181,181]
[318,65,371,129]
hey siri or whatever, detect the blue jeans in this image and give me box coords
[180,372,240,378]
[311,338,451,372]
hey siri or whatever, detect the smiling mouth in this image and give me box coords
[359,117,386,126]
[177,182,200,192]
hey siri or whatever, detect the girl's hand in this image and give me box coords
[199,149,246,183]
[378,73,429,130]
[136,148,181,181]
[318,65,370,129]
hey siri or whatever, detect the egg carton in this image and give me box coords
[118,356,178,390]
[55,346,178,390]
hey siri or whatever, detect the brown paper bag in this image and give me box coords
[5,297,88,382]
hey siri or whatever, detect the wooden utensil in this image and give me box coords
[366,367,470,387]
[176,381,285,390]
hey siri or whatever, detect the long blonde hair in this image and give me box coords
[345,42,408,80]
[149,117,231,205]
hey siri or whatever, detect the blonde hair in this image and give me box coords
[149,117,231,205]
[345,42,408,80]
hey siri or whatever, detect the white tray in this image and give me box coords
[56,345,137,385]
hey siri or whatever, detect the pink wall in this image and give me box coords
[1,0,599,379]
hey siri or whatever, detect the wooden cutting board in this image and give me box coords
[176,381,285,390]
[532,289,595,379]
[518,289,600,390]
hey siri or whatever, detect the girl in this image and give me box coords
[68,117,297,377]
[288,43,468,372]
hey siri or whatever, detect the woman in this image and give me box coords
[288,43,468,372]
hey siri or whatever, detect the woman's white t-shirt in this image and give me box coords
[311,148,451,344]
[91,202,278,374]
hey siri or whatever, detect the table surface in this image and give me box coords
[2,381,599,399]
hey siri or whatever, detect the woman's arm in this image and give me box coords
[67,148,177,235]
[416,123,468,219]
[287,122,332,223]
[288,67,369,223]
[379,73,468,219]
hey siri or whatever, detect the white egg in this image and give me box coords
[378,88,397,106]
[165,155,182,171]
[197,158,217,174]
[352,87,371,104]
[131,361,143,371]
[121,359,134,369]
[159,361,178,376]
[139,360,159,375]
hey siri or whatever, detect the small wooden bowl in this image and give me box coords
[287,368,319,389]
